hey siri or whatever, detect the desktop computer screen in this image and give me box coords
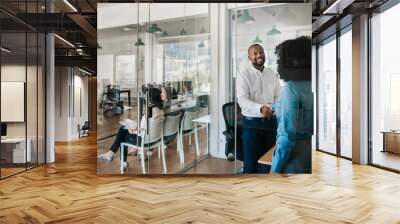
[182,81,193,93]
[1,123,7,137]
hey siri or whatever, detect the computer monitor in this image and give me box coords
[1,123,7,137]
[182,81,193,94]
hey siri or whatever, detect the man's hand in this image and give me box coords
[260,104,273,119]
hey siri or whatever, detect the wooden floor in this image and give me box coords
[1,135,400,223]
[372,150,400,171]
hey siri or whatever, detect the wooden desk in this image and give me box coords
[382,131,400,154]
[1,138,32,164]
[120,89,131,106]
[258,146,275,165]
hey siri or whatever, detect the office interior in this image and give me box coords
[0,0,97,179]
[0,0,399,178]
[97,3,311,174]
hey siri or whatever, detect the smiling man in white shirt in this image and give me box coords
[236,43,281,173]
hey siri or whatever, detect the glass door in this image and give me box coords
[339,27,352,159]
[317,36,337,155]
[370,2,400,171]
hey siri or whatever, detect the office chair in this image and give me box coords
[222,102,244,161]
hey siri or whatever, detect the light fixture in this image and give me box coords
[78,67,92,76]
[180,4,187,36]
[54,34,75,48]
[134,37,145,46]
[147,24,163,34]
[161,30,168,37]
[267,13,281,36]
[198,40,205,48]
[63,0,78,12]
[237,9,255,24]
[179,27,187,36]
[267,24,281,36]
[123,27,133,32]
[252,35,263,44]
[1,47,11,53]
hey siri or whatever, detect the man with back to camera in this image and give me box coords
[236,43,281,173]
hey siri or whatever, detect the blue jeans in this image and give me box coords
[241,117,277,173]
[111,127,141,162]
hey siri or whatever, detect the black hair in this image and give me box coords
[148,87,163,110]
[275,36,311,81]
[248,43,264,55]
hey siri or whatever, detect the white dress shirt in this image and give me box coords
[236,62,281,118]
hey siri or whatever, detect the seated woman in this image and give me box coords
[98,87,167,168]
[271,36,313,174]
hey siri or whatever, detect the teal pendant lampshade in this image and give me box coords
[198,40,205,48]
[147,24,163,34]
[134,37,145,46]
[161,30,168,37]
[237,9,255,24]
[180,28,187,36]
[252,35,263,44]
[267,24,281,36]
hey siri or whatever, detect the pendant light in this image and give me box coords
[252,35,263,44]
[161,30,168,37]
[179,3,187,36]
[135,26,145,46]
[237,9,255,24]
[267,13,281,36]
[161,22,168,37]
[198,40,205,48]
[135,37,145,46]
[148,24,163,34]
[180,23,187,36]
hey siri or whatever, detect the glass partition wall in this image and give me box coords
[230,4,312,173]
[98,3,235,174]
[370,3,400,171]
[315,25,353,159]
[0,2,46,179]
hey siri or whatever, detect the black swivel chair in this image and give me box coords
[222,102,244,161]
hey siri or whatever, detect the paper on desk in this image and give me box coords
[120,119,137,129]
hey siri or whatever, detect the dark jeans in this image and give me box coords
[111,127,141,162]
[242,117,277,173]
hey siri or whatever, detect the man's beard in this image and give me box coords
[253,58,265,67]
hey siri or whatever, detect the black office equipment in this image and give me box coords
[222,102,244,161]
[1,123,7,137]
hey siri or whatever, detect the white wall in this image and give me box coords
[98,3,209,29]
[54,67,89,141]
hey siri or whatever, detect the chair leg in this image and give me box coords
[189,135,192,145]
[140,148,146,174]
[161,144,167,174]
[194,127,200,157]
[158,145,161,159]
[180,132,185,164]
[120,143,124,174]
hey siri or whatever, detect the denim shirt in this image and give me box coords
[271,81,314,173]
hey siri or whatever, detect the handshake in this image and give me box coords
[260,103,274,119]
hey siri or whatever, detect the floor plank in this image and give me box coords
[1,135,400,223]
